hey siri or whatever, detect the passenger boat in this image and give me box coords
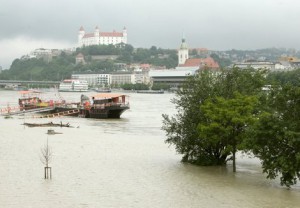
[79,93,130,118]
[59,79,89,92]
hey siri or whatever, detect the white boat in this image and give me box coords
[59,79,89,92]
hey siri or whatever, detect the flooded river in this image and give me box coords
[0,90,300,207]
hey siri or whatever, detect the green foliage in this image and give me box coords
[246,85,300,187]
[210,53,232,68]
[162,66,300,186]
[267,68,300,86]
[199,93,259,172]
[76,44,121,56]
[0,44,178,81]
[151,83,170,91]
[121,83,149,90]
[162,67,267,166]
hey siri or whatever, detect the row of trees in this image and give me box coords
[0,44,178,81]
[120,83,170,91]
[162,67,300,187]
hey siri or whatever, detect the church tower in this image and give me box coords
[78,26,85,46]
[178,36,189,66]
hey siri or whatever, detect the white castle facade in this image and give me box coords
[78,26,127,47]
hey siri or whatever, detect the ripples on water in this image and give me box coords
[0,90,300,208]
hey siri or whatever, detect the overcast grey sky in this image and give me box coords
[1,0,300,69]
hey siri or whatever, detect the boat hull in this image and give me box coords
[81,106,129,119]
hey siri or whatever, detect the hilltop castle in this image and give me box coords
[78,26,127,47]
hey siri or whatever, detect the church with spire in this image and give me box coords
[178,36,189,65]
[78,26,127,47]
[177,37,219,70]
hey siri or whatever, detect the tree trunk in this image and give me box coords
[233,145,236,172]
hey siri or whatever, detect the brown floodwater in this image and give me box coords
[0,90,299,207]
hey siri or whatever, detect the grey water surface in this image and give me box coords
[0,90,299,208]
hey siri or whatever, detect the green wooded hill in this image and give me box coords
[0,44,178,81]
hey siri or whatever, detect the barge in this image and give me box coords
[37,93,129,119]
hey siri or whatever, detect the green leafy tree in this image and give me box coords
[210,53,232,68]
[247,85,300,187]
[199,93,259,172]
[151,83,170,91]
[162,67,266,166]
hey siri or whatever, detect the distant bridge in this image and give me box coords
[0,80,60,86]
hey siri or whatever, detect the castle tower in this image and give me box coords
[94,26,100,44]
[78,26,85,46]
[122,26,127,44]
[178,36,189,66]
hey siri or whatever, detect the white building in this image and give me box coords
[110,72,132,85]
[234,61,275,71]
[30,48,52,57]
[72,73,111,86]
[78,26,127,47]
[72,71,150,87]
[149,68,198,87]
[132,72,149,84]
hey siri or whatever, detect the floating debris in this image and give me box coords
[47,129,63,135]
[23,122,72,128]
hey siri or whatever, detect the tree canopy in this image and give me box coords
[162,68,266,165]
[162,67,300,187]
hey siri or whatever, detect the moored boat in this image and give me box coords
[59,79,89,92]
[19,90,51,111]
[79,93,129,118]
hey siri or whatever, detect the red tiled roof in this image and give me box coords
[181,58,201,67]
[180,57,219,68]
[140,64,151,68]
[100,32,123,37]
[202,57,219,68]
[83,32,123,38]
[83,33,94,38]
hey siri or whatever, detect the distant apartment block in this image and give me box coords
[72,71,150,86]
[110,72,133,85]
[234,61,275,71]
[72,73,111,86]
[78,26,127,47]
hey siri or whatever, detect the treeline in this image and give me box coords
[267,68,300,86]
[0,44,178,81]
[120,83,170,91]
[163,67,300,187]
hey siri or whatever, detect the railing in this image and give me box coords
[92,102,129,109]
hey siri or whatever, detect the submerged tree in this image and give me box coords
[163,67,300,187]
[40,138,53,179]
[246,85,300,187]
[162,67,266,166]
[199,93,259,172]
